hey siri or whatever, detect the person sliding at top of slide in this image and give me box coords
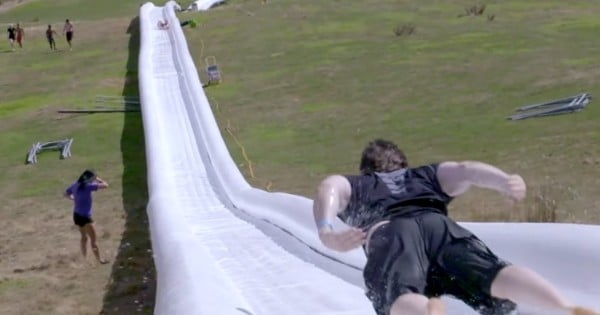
[313,139,599,315]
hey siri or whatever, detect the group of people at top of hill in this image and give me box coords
[6,19,74,52]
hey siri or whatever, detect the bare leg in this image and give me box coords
[84,224,108,264]
[427,298,447,315]
[390,293,447,315]
[491,265,599,315]
[78,227,88,257]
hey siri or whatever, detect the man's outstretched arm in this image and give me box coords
[436,161,526,201]
[312,175,365,252]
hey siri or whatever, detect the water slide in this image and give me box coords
[185,0,226,11]
[138,2,600,314]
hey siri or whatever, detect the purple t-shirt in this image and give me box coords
[66,182,99,217]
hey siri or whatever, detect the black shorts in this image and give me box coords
[66,31,73,41]
[73,212,93,227]
[363,212,515,315]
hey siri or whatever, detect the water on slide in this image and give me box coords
[140,2,600,314]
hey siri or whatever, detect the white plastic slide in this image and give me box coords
[186,0,226,11]
[138,2,600,314]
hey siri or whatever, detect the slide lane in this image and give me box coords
[140,2,375,315]
[139,2,600,314]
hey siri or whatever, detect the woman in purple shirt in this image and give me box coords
[65,169,109,264]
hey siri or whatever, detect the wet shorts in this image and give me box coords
[363,212,515,315]
[73,212,93,227]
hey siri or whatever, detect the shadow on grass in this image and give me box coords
[100,16,156,315]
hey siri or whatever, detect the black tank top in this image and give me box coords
[340,164,453,229]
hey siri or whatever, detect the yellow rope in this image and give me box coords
[225,120,255,179]
[204,57,270,190]
[199,33,257,182]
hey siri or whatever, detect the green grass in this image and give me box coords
[0,0,145,23]
[0,278,34,295]
[184,0,600,222]
[0,95,47,117]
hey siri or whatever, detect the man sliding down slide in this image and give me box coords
[313,139,599,315]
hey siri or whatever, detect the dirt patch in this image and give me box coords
[0,192,123,314]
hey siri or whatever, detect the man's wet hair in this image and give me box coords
[359,139,408,174]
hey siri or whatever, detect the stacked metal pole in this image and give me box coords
[26,138,74,164]
[508,93,592,121]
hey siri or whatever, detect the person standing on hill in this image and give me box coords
[15,23,24,49]
[7,24,16,51]
[64,170,109,264]
[63,19,74,51]
[313,138,600,315]
[46,24,57,51]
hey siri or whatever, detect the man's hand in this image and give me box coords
[505,174,526,202]
[318,227,366,252]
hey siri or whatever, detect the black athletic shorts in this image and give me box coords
[363,212,515,315]
[73,212,93,227]
[66,31,73,41]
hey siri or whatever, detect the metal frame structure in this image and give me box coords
[508,93,591,121]
[26,138,73,164]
